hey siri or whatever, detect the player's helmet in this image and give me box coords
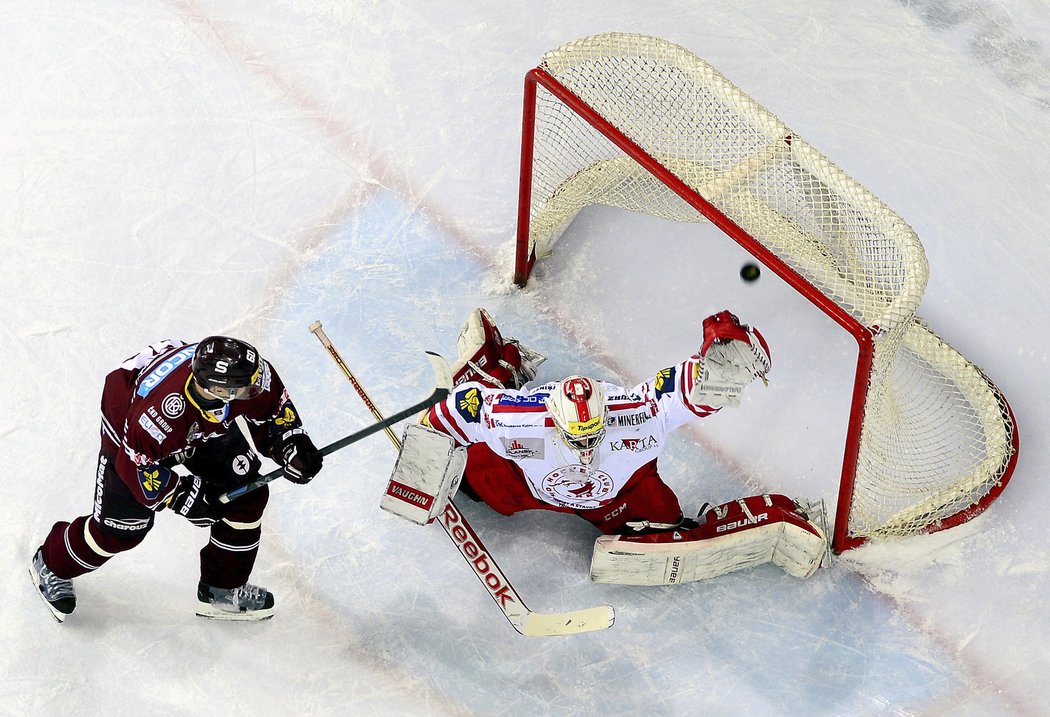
[544,376,608,465]
[191,336,263,401]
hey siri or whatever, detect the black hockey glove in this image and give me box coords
[169,476,222,527]
[276,429,323,485]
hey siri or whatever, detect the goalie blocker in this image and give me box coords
[381,424,467,525]
[590,494,828,585]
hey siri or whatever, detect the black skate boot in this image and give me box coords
[196,580,275,621]
[29,548,76,622]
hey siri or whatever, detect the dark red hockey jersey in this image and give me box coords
[99,339,303,508]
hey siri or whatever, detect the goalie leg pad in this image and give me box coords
[380,424,466,525]
[589,494,827,585]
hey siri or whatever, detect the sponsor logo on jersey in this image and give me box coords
[493,392,549,411]
[609,435,658,453]
[138,413,167,444]
[146,405,173,433]
[500,437,544,460]
[540,465,615,509]
[654,367,677,399]
[136,346,195,398]
[456,387,482,423]
[161,392,185,419]
[232,454,253,476]
[608,411,651,427]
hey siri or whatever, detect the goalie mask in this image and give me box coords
[545,376,608,465]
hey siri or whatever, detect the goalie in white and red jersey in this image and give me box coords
[388,308,828,586]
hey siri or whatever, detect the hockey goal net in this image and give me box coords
[513,32,1018,552]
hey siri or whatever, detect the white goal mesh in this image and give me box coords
[515,33,1017,550]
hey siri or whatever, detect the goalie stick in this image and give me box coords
[309,320,615,637]
[216,351,452,504]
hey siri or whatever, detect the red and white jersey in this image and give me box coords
[424,357,717,510]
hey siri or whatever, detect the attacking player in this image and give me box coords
[382,308,827,586]
[29,336,323,622]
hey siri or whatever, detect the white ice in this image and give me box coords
[2,1,1049,715]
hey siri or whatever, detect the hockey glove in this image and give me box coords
[169,476,222,527]
[451,308,546,389]
[690,311,771,408]
[276,429,323,484]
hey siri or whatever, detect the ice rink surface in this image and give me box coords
[2,2,1049,715]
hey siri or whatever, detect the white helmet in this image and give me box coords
[544,376,608,465]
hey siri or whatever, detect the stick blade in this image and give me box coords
[424,351,453,392]
[512,604,616,637]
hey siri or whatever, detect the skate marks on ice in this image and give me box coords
[900,0,1050,109]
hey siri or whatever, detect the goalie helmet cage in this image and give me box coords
[512,32,1019,553]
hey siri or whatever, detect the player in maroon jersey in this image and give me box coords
[29,336,323,621]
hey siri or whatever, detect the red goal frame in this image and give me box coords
[513,67,1018,553]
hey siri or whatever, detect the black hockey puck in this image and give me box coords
[740,263,761,282]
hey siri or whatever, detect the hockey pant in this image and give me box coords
[460,444,684,534]
[40,431,268,589]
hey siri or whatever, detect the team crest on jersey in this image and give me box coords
[540,465,615,509]
[456,387,482,423]
[500,436,544,460]
[161,393,185,419]
[654,367,677,399]
[136,346,195,398]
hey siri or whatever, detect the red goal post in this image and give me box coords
[513,33,1018,553]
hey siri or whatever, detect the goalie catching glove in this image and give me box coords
[274,429,323,484]
[690,310,771,409]
[451,307,546,389]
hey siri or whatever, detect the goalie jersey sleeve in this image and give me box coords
[422,356,720,511]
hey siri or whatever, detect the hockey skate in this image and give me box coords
[196,580,275,621]
[29,548,76,622]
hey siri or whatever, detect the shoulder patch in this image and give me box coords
[654,367,677,399]
[455,387,483,423]
[138,466,171,502]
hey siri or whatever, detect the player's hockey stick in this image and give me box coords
[309,320,615,637]
[216,351,451,504]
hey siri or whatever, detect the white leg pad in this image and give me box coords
[590,494,827,586]
[380,424,466,525]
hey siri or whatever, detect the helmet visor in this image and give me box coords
[198,367,263,402]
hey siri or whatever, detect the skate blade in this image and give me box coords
[195,604,274,621]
